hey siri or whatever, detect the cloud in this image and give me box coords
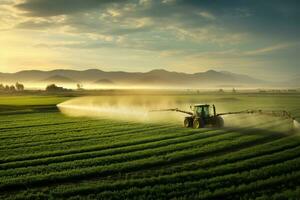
[13,0,300,43]
[16,20,59,29]
[196,11,216,20]
[243,43,298,56]
[11,0,298,58]
[15,0,128,16]
[1,0,299,79]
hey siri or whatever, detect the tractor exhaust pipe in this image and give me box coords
[213,104,216,116]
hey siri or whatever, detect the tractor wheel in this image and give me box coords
[214,116,224,128]
[193,118,205,128]
[184,117,193,128]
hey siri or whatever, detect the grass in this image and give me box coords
[0,93,299,200]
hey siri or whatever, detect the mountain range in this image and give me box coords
[0,69,298,88]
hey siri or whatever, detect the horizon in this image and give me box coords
[1,0,300,81]
[0,67,248,75]
[1,66,299,90]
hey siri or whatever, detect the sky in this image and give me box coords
[0,0,299,80]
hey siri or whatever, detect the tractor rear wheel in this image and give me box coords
[214,116,224,128]
[184,117,193,128]
[193,118,205,128]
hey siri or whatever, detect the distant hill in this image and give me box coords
[94,79,114,85]
[0,68,274,88]
[42,75,76,83]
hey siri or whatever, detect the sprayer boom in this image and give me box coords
[218,109,294,120]
[150,108,193,116]
[149,104,298,130]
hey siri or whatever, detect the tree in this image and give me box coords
[46,84,59,92]
[15,82,24,91]
[232,88,237,93]
[9,85,16,92]
[45,84,68,92]
[0,84,4,91]
[77,83,83,90]
[219,89,224,93]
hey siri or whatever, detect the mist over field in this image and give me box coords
[57,94,299,133]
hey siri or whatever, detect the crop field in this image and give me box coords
[0,93,300,200]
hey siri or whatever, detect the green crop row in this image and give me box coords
[0,124,180,158]
[116,133,297,180]
[0,123,172,153]
[0,114,279,162]
[0,125,209,163]
[45,147,300,199]
[0,128,224,170]
[0,132,272,190]
[0,130,241,178]
[0,118,136,139]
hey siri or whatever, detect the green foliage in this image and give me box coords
[0,93,300,199]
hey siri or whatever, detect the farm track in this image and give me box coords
[0,96,300,200]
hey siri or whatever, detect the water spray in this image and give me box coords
[56,96,185,123]
[57,103,149,121]
[294,119,300,130]
[57,96,299,131]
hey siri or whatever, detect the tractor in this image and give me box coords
[184,104,224,128]
[152,104,224,128]
[151,104,297,129]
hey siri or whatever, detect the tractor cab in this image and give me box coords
[191,104,216,118]
[183,104,222,128]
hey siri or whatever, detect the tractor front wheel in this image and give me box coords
[193,118,205,128]
[184,117,193,128]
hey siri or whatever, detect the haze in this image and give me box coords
[0,0,299,81]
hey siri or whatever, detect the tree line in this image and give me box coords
[0,83,77,93]
[0,82,24,92]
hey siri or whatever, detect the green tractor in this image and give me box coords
[184,104,224,128]
[151,104,224,128]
